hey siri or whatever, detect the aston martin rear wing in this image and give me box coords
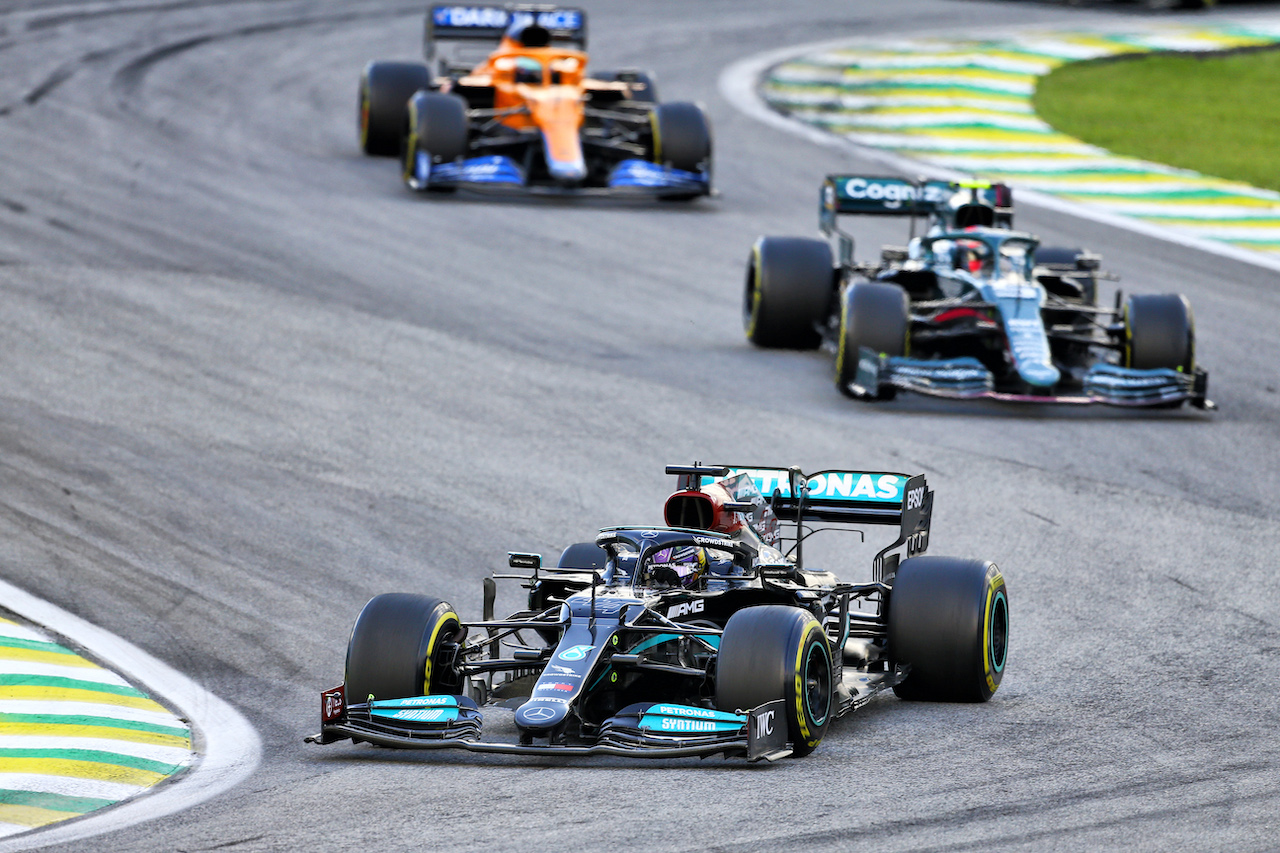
[424,4,587,76]
[819,175,1012,267]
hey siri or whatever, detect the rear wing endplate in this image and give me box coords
[425,4,587,76]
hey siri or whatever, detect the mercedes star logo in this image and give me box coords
[522,706,556,722]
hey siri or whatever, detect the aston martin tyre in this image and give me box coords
[1034,245,1097,304]
[744,237,834,349]
[1033,246,1084,267]
[651,102,711,174]
[835,282,909,398]
[359,61,433,157]
[345,593,463,702]
[1125,293,1194,372]
[888,557,1008,702]
[716,605,833,757]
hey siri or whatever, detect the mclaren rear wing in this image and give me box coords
[424,4,587,76]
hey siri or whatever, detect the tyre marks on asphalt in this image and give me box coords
[760,22,1280,256]
[0,615,192,839]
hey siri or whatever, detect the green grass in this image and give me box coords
[1032,49,1280,192]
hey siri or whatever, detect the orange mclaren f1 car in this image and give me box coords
[359,4,712,199]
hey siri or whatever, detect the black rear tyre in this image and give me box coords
[651,102,711,173]
[835,282,908,398]
[1033,246,1083,267]
[360,61,433,157]
[1125,293,1194,372]
[744,237,834,349]
[888,557,1008,702]
[345,593,463,703]
[716,605,832,757]
[597,68,657,103]
[1035,246,1097,304]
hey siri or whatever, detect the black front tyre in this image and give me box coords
[744,237,834,349]
[345,593,464,703]
[650,102,711,174]
[402,91,470,191]
[1125,293,1194,372]
[359,61,433,157]
[716,605,833,757]
[835,282,909,399]
[888,557,1008,702]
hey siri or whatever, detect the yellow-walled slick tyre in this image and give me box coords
[359,61,433,157]
[744,236,833,349]
[1125,293,1195,373]
[835,282,908,399]
[888,557,1008,702]
[345,593,464,703]
[716,605,833,757]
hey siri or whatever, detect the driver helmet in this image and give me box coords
[514,56,543,85]
[649,545,708,589]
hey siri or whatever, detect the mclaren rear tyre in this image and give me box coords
[359,61,433,157]
[650,102,711,175]
[716,605,833,757]
[1125,293,1195,372]
[599,68,658,103]
[402,91,470,192]
[345,593,464,703]
[835,282,908,399]
[744,237,834,349]
[888,557,1008,702]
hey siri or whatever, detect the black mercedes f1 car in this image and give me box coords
[307,464,1009,761]
[744,175,1213,409]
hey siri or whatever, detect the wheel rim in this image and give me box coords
[802,639,831,727]
[988,590,1008,674]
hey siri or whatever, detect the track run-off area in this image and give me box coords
[0,614,192,838]
[0,1,1278,850]
[754,18,1280,267]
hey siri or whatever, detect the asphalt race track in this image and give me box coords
[1,0,1278,849]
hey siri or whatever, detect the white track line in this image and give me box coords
[0,580,260,852]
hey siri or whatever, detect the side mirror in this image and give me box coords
[508,552,541,570]
[881,245,909,263]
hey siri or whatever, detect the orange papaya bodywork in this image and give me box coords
[461,36,592,182]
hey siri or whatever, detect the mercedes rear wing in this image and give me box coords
[672,464,932,583]
[424,4,587,76]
